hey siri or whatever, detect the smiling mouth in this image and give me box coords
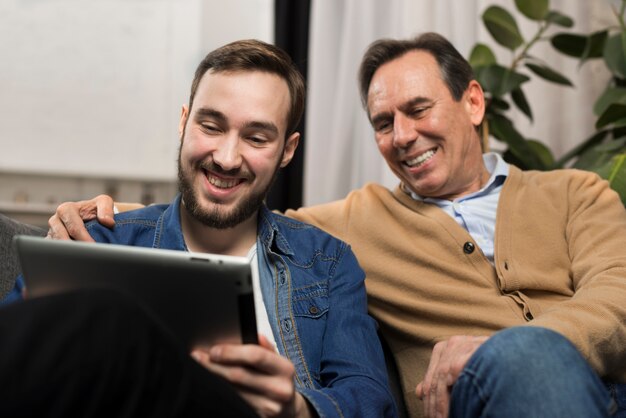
[205,171,243,189]
[405,148,437,168]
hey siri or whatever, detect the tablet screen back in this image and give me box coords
[14,235,257,348]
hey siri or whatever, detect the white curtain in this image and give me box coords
[304,0,611,206]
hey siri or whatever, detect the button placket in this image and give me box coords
[282,318,292,332]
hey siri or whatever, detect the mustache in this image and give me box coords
[198,160,254,180]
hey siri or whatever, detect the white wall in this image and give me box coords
[0,0,273,225]
[0,0,273,181]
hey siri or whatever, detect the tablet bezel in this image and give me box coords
[14,235,258,348]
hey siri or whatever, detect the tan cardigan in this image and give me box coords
[287,166,626,417]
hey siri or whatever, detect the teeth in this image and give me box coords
[208,175,239,189]
[406,149,435,167]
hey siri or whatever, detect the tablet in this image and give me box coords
[13,235,257,348]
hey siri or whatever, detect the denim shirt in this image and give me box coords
[82,195,396,418]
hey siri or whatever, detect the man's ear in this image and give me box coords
[280,132,300,168]
[464,80,486,127]
[179,105,189,141]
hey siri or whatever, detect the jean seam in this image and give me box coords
[457,368,490,405]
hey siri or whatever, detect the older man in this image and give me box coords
[46,33,626,418]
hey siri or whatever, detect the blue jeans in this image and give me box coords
[450,327,625,418]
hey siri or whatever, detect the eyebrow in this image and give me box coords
[399,96,432,112]
[193,107,279,136]
[370,96,432,127]
[242,120,279,137]
[194,107,227,123]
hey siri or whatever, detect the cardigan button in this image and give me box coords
[463,241,475,254]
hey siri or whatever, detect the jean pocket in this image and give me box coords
[291,281,329,319]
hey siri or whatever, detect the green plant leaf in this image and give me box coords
[551,33,587,57]
[514,0,549,21]
[488,113,548,170]
[511,87,533,120]
[593,86,626,116]
[572,138,626,171]
[554,130,609,167]
[613,126,626,138]
[525,63,573,86]
[544,10,574,27]
[594,153,626,205]
[604,33,626,78]
[489,96,511,111]
[527,139,555,166]
[482,6,525,50]
[582,30,608,61]
[469,44,497,67]
[476,64,530,97]
[596,103,626,129]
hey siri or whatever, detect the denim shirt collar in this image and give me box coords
[257,205,295,257]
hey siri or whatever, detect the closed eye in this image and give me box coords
[375,121,392,133]
[200,123,221,134]
[247,136,268,144]
[409,106,429,118]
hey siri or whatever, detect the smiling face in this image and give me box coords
[367,50,488,200]
[177,69,298,229]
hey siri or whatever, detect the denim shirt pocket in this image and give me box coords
[291,281,329,319]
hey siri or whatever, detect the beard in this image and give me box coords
[177,149,281,229]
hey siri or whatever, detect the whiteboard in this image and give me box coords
[0,0,273,181]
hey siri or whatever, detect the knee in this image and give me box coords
[467,326,593,379]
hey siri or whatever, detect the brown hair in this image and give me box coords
[358,32,474,109]
[189,39,305,137]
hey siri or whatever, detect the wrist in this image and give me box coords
[294,393,317,418]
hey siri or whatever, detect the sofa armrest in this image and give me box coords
[0,213,46,300]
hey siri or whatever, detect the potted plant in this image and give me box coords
[469,0,626,204]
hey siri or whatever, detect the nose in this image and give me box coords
[392,113,418,149]
[212,134,242,171]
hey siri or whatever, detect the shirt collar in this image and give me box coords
[404,152,509,202]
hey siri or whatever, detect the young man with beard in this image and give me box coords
[0,39,396,418]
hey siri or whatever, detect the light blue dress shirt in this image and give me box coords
[406,152,509,264]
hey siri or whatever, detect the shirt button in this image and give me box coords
[463,241,475,254]
[453,202,461,212]
[309,306,319,315]
[282,319,292,332]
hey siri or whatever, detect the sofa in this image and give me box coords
[0,213,46,300]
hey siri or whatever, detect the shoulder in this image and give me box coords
[509,166,609,194]
[86,203,169,244]
[287,183,394,223]
[265,209,345,246]
[505,167,622,216]
[262,208,358,264]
